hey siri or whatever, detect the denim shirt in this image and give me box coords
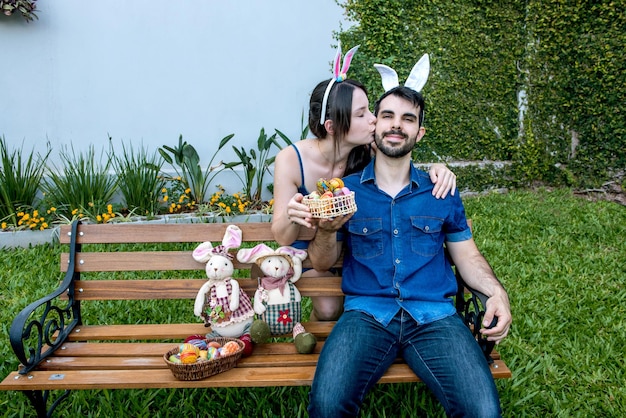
[340,159,472,326]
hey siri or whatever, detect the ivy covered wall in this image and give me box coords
[337,0,625,188]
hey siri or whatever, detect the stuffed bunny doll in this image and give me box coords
[236,244,317,354]
[192,224,254,356]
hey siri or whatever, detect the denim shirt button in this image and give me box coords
[395,258,400,264]
[362,228,368,233]
[393,229,399,235]
[424,225,430,231]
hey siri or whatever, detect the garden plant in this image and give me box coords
[0,128,300,232]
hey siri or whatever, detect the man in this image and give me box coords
[306,84,512,417]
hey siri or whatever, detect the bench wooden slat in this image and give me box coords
[52,342,500,361]
[60,252,338,272]
[37,353,322,371]
[2,360,510,391]
[67,277,343,300]
[59,223,316,245]
[52,342,324,357]
[65,322,337,342]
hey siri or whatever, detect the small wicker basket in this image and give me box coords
[302,192,357,218]
[164,337,244,381]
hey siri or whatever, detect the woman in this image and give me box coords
[272,64,456,321]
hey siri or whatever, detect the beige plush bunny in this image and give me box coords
[237,244,317,354]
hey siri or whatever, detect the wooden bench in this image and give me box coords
[1,220,511,417]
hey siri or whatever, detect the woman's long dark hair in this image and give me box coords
[309,78,372,175]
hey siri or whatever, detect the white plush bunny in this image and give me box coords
[192,225,254,354]
[237,244,317,354]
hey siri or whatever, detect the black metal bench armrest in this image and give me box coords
[454,270,497,364]
[9,221,82,374]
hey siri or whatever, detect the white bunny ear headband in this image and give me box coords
[320,42,360,125]
[373,53,430,92]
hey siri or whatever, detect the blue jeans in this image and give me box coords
[308,309,501,418]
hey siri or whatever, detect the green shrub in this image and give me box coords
[0,136,50,225]
[41,144,118,221]
[337,0,625,187]
[113,141,166,216]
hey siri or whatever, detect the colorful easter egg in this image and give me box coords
[187,339,208,351]
[208,341,222,349]
[179,343,200,355]
[207,346,218,359]
[221,341,241,356]
[179,350,198,364]
[328,177,344,190]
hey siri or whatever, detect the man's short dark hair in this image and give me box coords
[374,86,425,126]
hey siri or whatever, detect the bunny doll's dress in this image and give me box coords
[202,279,254,328]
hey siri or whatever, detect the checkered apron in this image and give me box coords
[260,282,301,335]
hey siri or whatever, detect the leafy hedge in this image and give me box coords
[337,0,625,188]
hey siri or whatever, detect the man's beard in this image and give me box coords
[374,130,417,158]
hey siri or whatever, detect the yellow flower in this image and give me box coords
[33,210,39,217]
[185,188,191,194]
[88,202,94,207]
[225,207,231,214]
[107,204,113,213]
[163,195,169,202]
[72,209,78,215]
[162,188,167,193]
[1,222,6,229]
[96,215,102,222]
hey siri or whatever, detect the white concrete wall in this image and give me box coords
[0,0,350,195]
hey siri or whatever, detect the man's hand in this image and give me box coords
[480,289,511,344]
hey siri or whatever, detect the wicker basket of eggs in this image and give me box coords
[302,177,357,218]
[164,337,244,381]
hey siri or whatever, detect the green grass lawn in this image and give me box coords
[1,188,625,417]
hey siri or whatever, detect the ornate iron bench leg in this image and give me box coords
[23,389,71,418]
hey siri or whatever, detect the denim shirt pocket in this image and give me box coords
[348,218,383,259]
[410,216,444,256]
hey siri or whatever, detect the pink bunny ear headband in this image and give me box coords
[320,42,360,125]
[373,53,430,92]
